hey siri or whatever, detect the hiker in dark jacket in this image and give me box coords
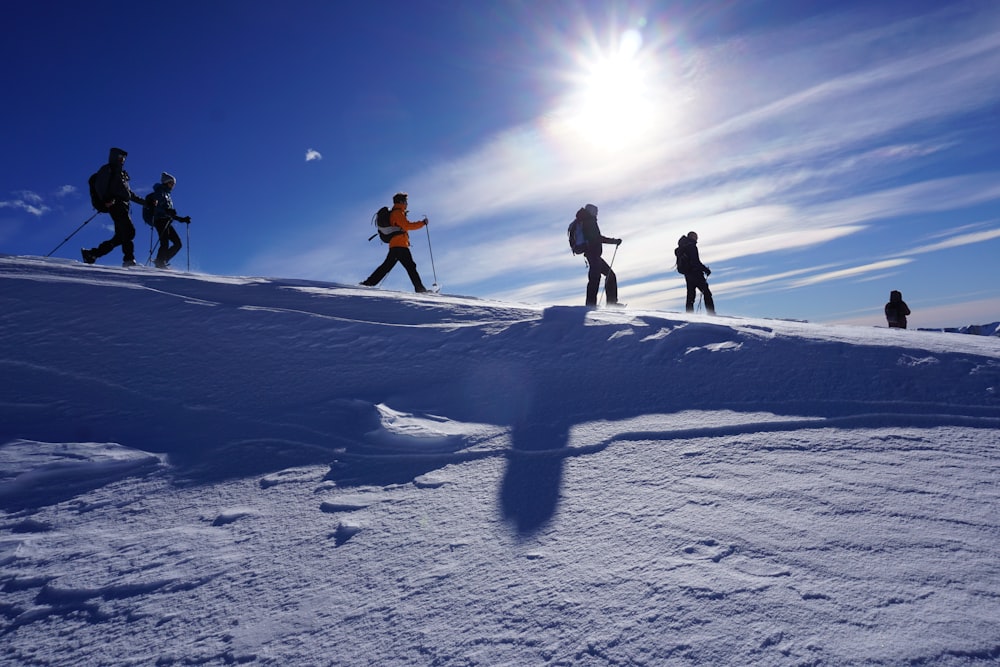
[885,290,911,329]
[578,204,622,307]
[147,172,191,269]
[81,147,148,267]
[676,231,715,315]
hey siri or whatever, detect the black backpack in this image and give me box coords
[567,218,586,254]
[369,206,403,243]
[88,167,110,213]
[674,240,690,274]
[141,194,156,225]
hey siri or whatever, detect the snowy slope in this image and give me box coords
[1,254,998,666]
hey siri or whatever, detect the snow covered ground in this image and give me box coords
[1,254,998,666]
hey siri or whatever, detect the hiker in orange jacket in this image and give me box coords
[361,192,429,292]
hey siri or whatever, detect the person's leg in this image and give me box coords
[585,254,607,306]
[163,224,182,263]
[362,249,399,285]
[397,248,426,291]
[604,267,618,304]
[699,278,715,315]
[684,274,697,312]
[93,203,135,262]
[112,205,136,264]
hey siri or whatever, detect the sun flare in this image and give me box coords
[564,29,658,150]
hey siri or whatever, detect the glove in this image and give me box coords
[422,217,429,225]
[614,238,622,246]
[704,267,711,276]
[179,216,191,223]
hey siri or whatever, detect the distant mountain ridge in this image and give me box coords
[919,322,1000,337]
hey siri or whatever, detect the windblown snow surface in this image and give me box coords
[1,255,999,666]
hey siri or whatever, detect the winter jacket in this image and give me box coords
[95,147,144,208]
[148,182,179,221]
[387,202,427,249]
[580,210,615,257]
[677,235,709,276]
[885,291,911,328]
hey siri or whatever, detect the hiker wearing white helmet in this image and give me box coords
[145,172,191,269]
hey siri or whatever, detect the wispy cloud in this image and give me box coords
[257,3,1000,319]
[0,191,49,216]
[900,224,1000,255]
[787,259,914,289]
[55,185,76,197]
[305,149,322,162]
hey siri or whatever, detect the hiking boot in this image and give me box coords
[154,259,169,269]
[81,248,96,264]
[415,286,428,293]
[122,259,137,268]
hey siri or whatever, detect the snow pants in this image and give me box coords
[153,218,182,266]
[363,246,426,291]
[585,253,617,306]
[685,272,715,315]
[92,202,136,263]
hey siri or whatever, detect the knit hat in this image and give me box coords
[584,204,598,217]
[161,172,176,185]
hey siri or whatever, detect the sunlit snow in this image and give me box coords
[1,255,998,666]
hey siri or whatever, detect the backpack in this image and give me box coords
[567,218,587,254]
[674,241,690,274]
[368,206,403,243]
[88,167,110,213]
[141,194,155,225]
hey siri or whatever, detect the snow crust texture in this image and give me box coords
[1,255,999,666]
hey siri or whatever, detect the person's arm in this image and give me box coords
[391,208,427,231]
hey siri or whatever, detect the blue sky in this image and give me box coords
[2,0,999,327]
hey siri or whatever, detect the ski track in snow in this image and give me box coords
[2,255,999,665]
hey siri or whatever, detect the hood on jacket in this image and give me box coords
[890,290,903,302]
[108,147,128,164]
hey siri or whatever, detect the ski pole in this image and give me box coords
[148,224,155,265]
[425,222,438,289]
[186,222,190,272]
[599,244,619,306]
[148,236,160,266]
[46,211,100,257]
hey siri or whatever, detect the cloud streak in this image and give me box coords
[258,3,1000,322]
[0,191,49,216]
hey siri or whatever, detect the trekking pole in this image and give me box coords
[425,223,438,289]
[46,211,100,257]
[148,237,160,266]
[600,244,619,306]
[186,222,190,272]
[147,225,155,265]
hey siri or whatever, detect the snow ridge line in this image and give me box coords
[332,412,1000,465]
[591,412,1000,453]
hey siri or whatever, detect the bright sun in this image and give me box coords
[564,29,658,150]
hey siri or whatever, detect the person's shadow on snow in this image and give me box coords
[499,306,587,536]
[500,420,570,535]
